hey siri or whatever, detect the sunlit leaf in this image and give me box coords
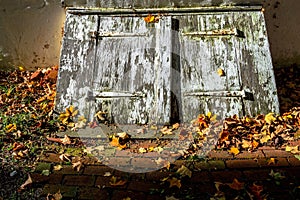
[176,165,192,178]
[144,14,159,23]
[285,145,299,154]
[53,165,63,171]
[260,135,271,144]
[267,158,276,165]
[6,123,17,133]
[265,112,276,124]
[217,68,225,76]
[72,160,84,172]
[139,147,147,153]
[19,174,32,191]
[61,135,72,145]
[228,147,240,156]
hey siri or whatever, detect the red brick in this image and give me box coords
[210,170,243,182]
[115,150,134,157]
[257,158,290,167]
[127,180,162,192]
[283,167,300,179]
[111,190,147,200]
[190,171,211,183]
[83,165,114,175]
[207,150,233,159]
[287,157,300,166]
[31,173,50,183]
[105,157,131,167]
[63,175,95,186]
[78,187,109,200]
[226,159,259,168]
[242,169,271,181]
[145,171,172,182]
[48,174,63,184]
[94,176,113,188]
[194,160,226,170]
[131,157,158,169]
[42,184,77,198]
[39,153,61,163]
[262,149,293,158]
[146,194,166,200]
[235,150,265,159]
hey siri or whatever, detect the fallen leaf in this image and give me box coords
[269,169,285,180]
[172,123,180,130]
[104,172,112,177]
[12,142,25,151]
[176,165,192,178]
[161,126,173,135]
[46,190,62,200]
[6,123,17,133]
[265,112,276,124]
[19,174,32,191]
[59,154,71,162]
[217,68,225,76]
[249,183,264,199]
[72,161,84,172]
[260,135,271,144]
[144,14,159,23]
[53,165,63,171]
[228,178,244,190]
[285,145,299,154]
[228,147,240,156]
[267,158,276,165]
[41,170,50,176]
[139,147,147,153]
[168,177,181,189]
[61,135,72,145]
[95,111,107,121]
[109,176,127,186]
[166,196,179,200]
[294,154,300,161]
[59,105,78,125]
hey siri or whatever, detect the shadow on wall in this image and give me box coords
[0,0,65,70]
[0,0,300,70]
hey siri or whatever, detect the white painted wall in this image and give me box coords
[0,0,299,69]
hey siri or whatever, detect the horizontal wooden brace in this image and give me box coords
[67,6,263,15]
[184,90,252,98]
[89,31,148,39]
[183,28,244,37]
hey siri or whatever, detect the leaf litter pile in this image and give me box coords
[0,66,300,199]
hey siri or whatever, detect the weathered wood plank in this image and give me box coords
[232,11,280,115]
[92,16,173,124]
[55,13,98,120]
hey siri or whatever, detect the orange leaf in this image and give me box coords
[228,147,240,156]
[267,158,276,165]
[144,14,156,23]
[228,178,244,190]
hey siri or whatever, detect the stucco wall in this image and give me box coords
[0,0,299,70]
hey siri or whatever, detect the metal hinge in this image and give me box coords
[183,28,244,38]
[89,31,148,39]
[94,91,146,98]
[184,90,253,100]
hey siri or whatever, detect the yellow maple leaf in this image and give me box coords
[265,113,276,124]
[168,177,181,189]
[53,165,63,171]
[260,135,271,144]
[241,140,252,149]
[228,178,244,190]
[285,145,299,154]
[228,147,240,156]
[59,105,78,124]
[139,147,147,153]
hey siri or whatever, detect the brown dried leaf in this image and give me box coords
[19,174,32,191]
[228,178,244,190]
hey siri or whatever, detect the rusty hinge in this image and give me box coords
[184,90,253,100]
[183,28,244,37]
[89,31,148,39]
